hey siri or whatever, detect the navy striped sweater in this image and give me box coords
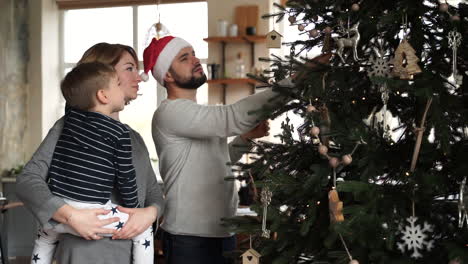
[48,109,139,208]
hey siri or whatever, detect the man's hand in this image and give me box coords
[112,206,157,240]
[241,120,270,141]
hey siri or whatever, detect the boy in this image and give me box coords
[31,62,153,264]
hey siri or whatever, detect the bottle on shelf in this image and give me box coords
[235,52,245,78]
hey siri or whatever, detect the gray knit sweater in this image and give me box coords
[152,88,280,237]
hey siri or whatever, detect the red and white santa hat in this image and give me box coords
[141,36,192,85]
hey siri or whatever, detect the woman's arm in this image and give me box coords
[16,118,119,239]
[16,118,68,229]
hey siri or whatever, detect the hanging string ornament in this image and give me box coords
[260,187,272,238]
[458,177,468,229]
[366,39,394,139]
[390,16,422,80]
[448,30,463,87]
[312,127,365,264]
[396,98,434,259]
[144,0,170,48]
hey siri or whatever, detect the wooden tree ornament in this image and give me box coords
[391,39,422,80]
[329,189,345,223]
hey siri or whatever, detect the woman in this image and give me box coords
[16,43,164,264]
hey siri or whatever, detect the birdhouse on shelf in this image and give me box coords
[266,30,283,49]
[391,39,422,80]
[241,248,261,264]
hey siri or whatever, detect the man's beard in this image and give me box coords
[174,74,207,90]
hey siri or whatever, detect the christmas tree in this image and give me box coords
[226,1,468,263]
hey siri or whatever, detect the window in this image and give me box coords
[61,2,208,179]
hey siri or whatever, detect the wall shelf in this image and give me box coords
[203,35,266,43]
[204,35,266,104]
[206,78,257,85]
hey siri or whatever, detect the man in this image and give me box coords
[142,36,286,264]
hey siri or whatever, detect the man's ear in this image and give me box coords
[164,70,175,85]
[96,89,109,104]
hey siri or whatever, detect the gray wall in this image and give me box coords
[0,0,29,174]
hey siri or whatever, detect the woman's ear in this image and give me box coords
[96,89,109,104]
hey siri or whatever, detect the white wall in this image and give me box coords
[27,0,61,157]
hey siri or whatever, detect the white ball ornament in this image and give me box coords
[329,157,340,168]
[310,126,320,136]
[351,3,360,11]
[318,145,328,155]
[342,155,353,165]
[349,260,359,264]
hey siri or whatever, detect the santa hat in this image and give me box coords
[141,36,192,85]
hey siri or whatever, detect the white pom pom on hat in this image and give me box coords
[141,36,192,85]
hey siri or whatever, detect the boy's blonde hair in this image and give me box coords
[61,62,116,111]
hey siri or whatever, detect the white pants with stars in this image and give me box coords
[30,200,154,264]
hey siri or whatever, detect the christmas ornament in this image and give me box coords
[367,54,392,79]
[349,260,359,264]
[448,30,463,87]
[329,188,344,222]
[306,104,317,112]
[309,29,319,38]
[351,3,360,12]
[333,22,361,63]
[241,236,261,264]
[298,24,305,31]
[439,3,449,12]
[458,177,468,228]
[397,216,434,259]
[450,15,460,21]
[266,30,283,49]
[288,15,296,24]
[260,187,272,238]
[391,39,422,79]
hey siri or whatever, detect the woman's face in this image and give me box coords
[114,51,141,102]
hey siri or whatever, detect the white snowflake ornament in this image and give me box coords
[397,216,434,259]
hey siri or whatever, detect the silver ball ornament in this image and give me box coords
[342,155,353,165]
[318,145,328,155]
[310,126,320,136]
[329,157,340,168]
[351,3,360,11]
[439,3,449,12]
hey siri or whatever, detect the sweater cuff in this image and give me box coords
[38,197,67,229]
